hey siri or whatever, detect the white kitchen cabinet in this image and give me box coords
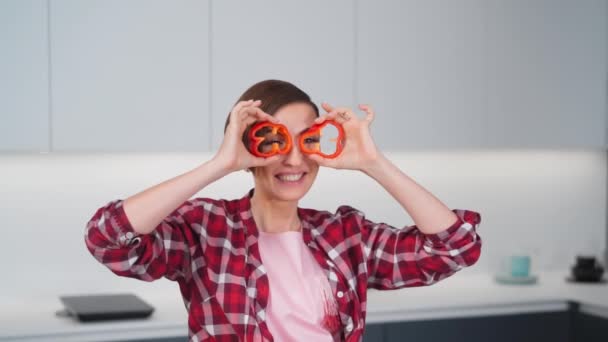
[50,0,210,152]
[2,0,605,153]
[485,0,607,149]
[356,0,486,150]
[209,0,355,150]
[0,0,50,152]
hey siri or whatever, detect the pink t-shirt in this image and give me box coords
[258,230,338,341]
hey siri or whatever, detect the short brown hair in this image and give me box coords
[223,79,319,134]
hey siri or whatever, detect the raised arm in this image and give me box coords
[84,159,229,282]
[84,99,282,282]
[338,205,481,289]
[309,102,482,288]
[360,155,482,287]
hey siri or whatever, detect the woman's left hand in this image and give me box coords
[306,102,381,172]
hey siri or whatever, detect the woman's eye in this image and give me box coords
[255,127,272,136]
[258,140,285,153]
[304,137,320,144]
[261,140,282,146]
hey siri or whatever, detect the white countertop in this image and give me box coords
[1,271,606,342]
[365,270,607,324]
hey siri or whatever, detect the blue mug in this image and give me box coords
[509,255,531,277]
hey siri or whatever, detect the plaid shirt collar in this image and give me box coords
[236,187,322,250]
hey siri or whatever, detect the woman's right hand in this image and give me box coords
[213,99,282,173]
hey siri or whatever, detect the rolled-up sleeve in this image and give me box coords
[84,199,202,283]
[346,207,482,290]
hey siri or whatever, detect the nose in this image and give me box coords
[284,138,304,166]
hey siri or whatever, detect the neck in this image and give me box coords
[250,190,301,233]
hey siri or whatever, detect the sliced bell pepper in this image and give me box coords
[246,121,293,158]
[299,119,345,159]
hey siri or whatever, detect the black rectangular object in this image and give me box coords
[59,293,155,322]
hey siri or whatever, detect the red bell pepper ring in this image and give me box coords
[246,121,293,158]
[299,119,345,159]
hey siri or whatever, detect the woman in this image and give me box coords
[85,79,482,342]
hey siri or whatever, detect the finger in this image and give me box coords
[232,99,256,117]
[238,110,277,136]
[252,108,279,123]
[241,115,259,128]
[238,106,266,122]
[227,105,263,136]
[314,109,349,125]
[327,107,349,120]
[358,104,375,124]
[332,107,356,124]
[238,106,277,124]
[238,99,262,112]
[238,110,254,122]
[230,100,258,125]
[321,102,334,113]
[336,111,351,124]
[315,112,341,125]
[314,113,332,124]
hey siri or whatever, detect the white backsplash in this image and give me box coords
[0,150,605,295]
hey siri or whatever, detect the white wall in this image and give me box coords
[0,150,605,296]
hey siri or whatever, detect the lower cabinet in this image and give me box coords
[363,306,608,342]
[115,307,608,342]
[364,311,570,342]
[573,312,608,342]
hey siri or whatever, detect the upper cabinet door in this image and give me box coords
[357,0,485,150]
[51,0,210,152]
[485,0,607,149]
[0,0,50,152]
[210,0,355,150]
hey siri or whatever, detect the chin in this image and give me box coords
[273,192,304,202]
[270,186,309,202]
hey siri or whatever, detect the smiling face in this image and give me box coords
[251,102,320,202]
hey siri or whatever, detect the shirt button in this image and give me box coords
[345,324,353,332]
[337,291,344,298]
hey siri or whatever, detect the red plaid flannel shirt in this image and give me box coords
[85,188,482,341]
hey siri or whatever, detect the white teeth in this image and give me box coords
[277,173,304,182]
